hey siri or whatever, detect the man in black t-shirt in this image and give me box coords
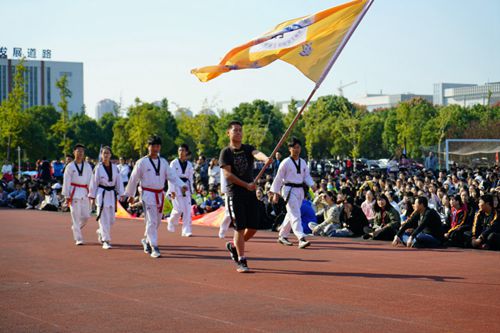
[219,120,270,273]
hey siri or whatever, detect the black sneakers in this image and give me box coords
[225,241,238,262]
[236,258,250,273]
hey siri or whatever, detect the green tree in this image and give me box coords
[112,117,136,159]
[69,113,103,158]
[395,97,437,158]
[98,112,120,147]
[0,59,26,161]
[51,74,72,155]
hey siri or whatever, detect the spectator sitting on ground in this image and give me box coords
[201,188,224,213]
[468,194,499,251]
[38,157,52,183]
[26,184,43,210]
[309,191,341,236]
[361,190,375,224]
[39,185,59,211]
[208,158,220,189]
[52,159,65,181]
[1,160,14,182]
[364,193,401,241]
[444,195,468,247]
[7,181,27,208]
[301,198,317,235]
[385,190,402,215]
[332,196,368,237]
[0,186,8,207]
[393,196,445,248]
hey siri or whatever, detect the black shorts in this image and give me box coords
[227,191,259,231]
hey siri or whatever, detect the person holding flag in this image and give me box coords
[167,144,195,237]
[62,144,93,245]
[125,136,188,259]
[192,0,374,196]
[220,121,271,273]
[270,137,314,249]
[88,146,125,250]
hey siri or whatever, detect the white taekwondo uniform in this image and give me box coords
[125,156,184,247]
[218,170,232,239]
[167,158,194,236]
[271,156,314,240]
[88,162,124,243]
[62,161,93,243]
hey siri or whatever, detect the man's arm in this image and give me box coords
[221,165,254,191]
[252,150,270,164]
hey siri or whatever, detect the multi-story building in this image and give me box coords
[95,99,118,120]
[433,82,500,106]
[0,58,84,116]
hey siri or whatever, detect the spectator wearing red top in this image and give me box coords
[444,195,469,247]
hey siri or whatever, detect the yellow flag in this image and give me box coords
[191,0,370,83]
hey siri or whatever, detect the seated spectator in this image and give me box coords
[393,196,444,248]
[0,186,9,207]
[444,195,468,247]
[1,160,14,182]
[331,196,368,237]
[39,185,59,211]
[201,188,224,213]
[467,194,499,250]
[309,191,341,236]
[361,190,375,224]
[385,190,401,215]
[301,199,317,234]
[26,185,43,210]
[364,193,400,240]
[7,182,27,208]
[52,159,64,181]
[400,194,415,222]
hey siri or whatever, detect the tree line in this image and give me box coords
[1,60,499,163]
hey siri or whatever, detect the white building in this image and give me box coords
[351,93,433,111]
[434,82,500,106]
[0,58,84,116]
[95,99,118,120]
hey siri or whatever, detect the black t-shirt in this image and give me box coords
[219,144,255,195]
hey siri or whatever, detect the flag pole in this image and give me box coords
[254,0,374,183]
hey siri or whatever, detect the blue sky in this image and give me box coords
[3,0,500,117]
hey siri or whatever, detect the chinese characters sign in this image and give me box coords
[0,47,52,59]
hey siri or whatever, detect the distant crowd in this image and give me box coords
[1,151,499,251]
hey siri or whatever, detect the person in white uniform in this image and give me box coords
[218,169,232,239]
[167,144,195,237]
[89,146,125,250]
[125,136,187,258]
[62,144,93,245]
[270,137,314,249]
[117,157,130,188]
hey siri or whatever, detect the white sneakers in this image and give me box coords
[102,241,112,250]
[75,240,84,246]
[167,221,176,233]
[96,229,103,244]
[298,239,311,249]
[151,247,161,258]
[278,237,293,246]
[182,233,192,237]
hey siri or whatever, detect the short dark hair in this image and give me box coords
[147,135,162,146]
[288,137,302,148]
[416,196,428,208]
[73,143,85,150]
[480,194,494,207]
[101,146,112,153]
[178,143,190,153]
[227,120,242,130]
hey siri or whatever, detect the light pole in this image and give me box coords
[17,146,21,179]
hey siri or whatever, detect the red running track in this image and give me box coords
[1,209,499,333]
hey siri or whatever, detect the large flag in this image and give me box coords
[191,0,370,83]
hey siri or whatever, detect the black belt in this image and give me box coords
[284,183,306,204]
[96,184,117,221]
[285,182,304,188]
[180,177,189,182]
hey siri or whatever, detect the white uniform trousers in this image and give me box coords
[97,206,115,242]
[168,195,192,235]
[70,198,91,242]
[218,196,232,238]
[278,188,306,240]
[144,203,163,247]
